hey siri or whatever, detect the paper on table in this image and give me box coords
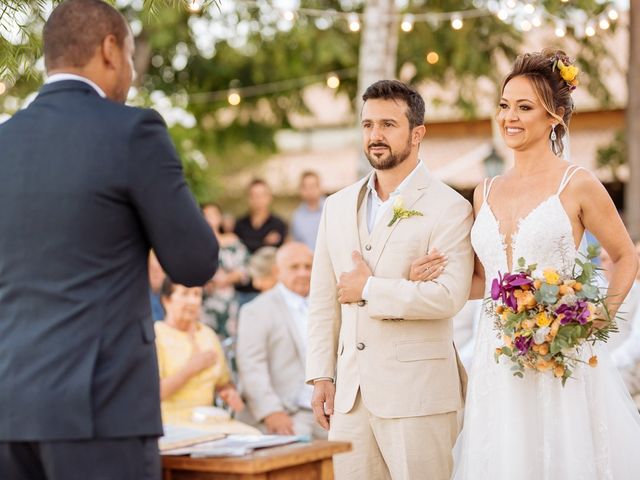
[159,424,225,452]
[162,434,307,457]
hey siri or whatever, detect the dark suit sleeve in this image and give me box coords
[276,216,288,247]
[127,108,218,285]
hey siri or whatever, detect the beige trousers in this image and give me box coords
[329,391,458,480]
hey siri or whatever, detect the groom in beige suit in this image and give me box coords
[306,80,474,479]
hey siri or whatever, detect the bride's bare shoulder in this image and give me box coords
[472,177,496,214]
[563,166,601,193]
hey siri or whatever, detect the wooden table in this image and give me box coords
[162,440,351,480]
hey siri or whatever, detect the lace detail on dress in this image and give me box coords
[453,166,640,480]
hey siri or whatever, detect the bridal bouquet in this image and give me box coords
[490,245,616,385]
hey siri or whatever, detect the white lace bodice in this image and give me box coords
[471,166,583,288]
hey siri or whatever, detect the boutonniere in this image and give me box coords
[388,196,423,227]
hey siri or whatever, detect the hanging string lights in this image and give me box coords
[180,0,623,106]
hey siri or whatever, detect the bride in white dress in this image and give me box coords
[449,49,640,479]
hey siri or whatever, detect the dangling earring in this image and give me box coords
[550,125,557,142]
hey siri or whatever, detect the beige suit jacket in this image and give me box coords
[306,164,474,418]
[237,288,307,422]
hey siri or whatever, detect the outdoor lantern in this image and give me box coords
[483,145,505,177]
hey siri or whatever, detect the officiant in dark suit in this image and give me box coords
[0,1,218,479]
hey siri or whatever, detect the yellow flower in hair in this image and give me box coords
[557,59,579,82]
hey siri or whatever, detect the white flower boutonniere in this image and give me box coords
[388,196,423,227]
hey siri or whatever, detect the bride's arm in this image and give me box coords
[573,171,638,318]
[408,185,486,299]
[468,183,486,300]
[469,255,486,300]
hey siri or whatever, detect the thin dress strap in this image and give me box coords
[484,176,499,202]
[557,166,584,195]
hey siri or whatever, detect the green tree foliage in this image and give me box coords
[597,129,626,183]
[0,0,623,201]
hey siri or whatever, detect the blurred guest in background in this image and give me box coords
[234,179,287,305]
[156,278,244,425]
[202,203,249,338]
[149,250,165,321]
[291,171,325,250]
[600,246,640,351]
[221,212,237,235]
[453,300,482,371]
[236,243,326,439]
[611,241,640,405]
[247,246,279,292]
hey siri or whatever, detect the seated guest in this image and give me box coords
[236,243,326,439]
[247,246,278,292]
[201,203,249,338]
[155,278,244,424]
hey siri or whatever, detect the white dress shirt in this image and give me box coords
[361,160,425,300]
[276,283,314,409]
[44,73,106,98]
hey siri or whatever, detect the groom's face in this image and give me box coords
[361,98,413,171]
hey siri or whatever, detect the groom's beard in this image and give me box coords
[365,136,412,171]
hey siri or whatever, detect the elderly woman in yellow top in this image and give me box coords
[155,277,244,424]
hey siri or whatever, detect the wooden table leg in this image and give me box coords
[319,459,334,480]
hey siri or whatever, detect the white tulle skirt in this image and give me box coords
[452,312,640,480]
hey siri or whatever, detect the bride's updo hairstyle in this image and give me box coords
[500,48,577,157]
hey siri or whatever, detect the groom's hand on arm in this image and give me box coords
[311,379,335,430]
[337,251,372,304]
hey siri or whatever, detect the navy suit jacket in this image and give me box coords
[0,80,219,441]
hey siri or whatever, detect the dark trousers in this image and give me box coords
[0,436,160,480]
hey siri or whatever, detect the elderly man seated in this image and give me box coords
[236,243,327,439]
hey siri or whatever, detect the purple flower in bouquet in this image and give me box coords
[491,271,534,311]
[514,335,533,354]
[556,299,591,325]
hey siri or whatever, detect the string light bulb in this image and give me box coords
[520,20,532,32]
[451,15,463,30]
[282,10,295,21]
[497,9,509,21]
[188,0,203,13]
[608,9,619,21]
[532,16,542,28]
[523,3,535,14]
[228,92,241,106]
[326,74,340,89]
[348,13,361,32]
[585,21,596,37]
[0,81,6,95]
[426,51,439,65]
[599,17,610,30]
[554,22,566,37]
[401,14,414,32]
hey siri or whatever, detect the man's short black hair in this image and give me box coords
[43,0,129,71]
[362,80,425,129]
[248,178,270,191]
